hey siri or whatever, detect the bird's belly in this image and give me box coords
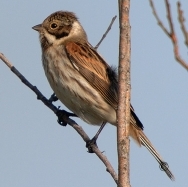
[54,76,116,126]
[43,54,116,125]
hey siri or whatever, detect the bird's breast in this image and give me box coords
[42,45,116,125]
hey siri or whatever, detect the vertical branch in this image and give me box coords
[117,0,131,187]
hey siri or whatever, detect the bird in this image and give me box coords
[32,11,174,180]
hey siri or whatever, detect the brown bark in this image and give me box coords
[117,0,131,187]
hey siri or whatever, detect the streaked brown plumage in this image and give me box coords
[32,11,174,180]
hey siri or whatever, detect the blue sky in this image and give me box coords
[0,1,188,186]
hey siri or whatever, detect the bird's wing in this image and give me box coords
[65,41,144,130]
[65,41,118,110]
[65,42,174,180]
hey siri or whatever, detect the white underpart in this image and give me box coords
[42,45,116,126]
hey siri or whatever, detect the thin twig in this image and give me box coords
[149,0,188,70]
[0,52,118,184]
[177,1,188,47]
[149,0,170,36]
[94,16,117,49]
[165,0,174,35]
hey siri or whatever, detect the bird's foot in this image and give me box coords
[56,108,77,126]
[49,93,58,103]
[86,137,98,153]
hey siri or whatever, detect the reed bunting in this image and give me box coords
[32,11,174,180]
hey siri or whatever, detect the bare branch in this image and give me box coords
[165,0,174,35]
[0,52,118,184]
[177,1,188,47]
[149,0,188,70]
[149,0,170,36]
[117,0,131,186]
[94,15,117,50]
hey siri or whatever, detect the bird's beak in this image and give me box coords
[32,24,42,32]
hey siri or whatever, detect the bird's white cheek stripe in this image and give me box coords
[44,31,56,44]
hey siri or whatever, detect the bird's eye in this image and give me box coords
[50,23,58,29]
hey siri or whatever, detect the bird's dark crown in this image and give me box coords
[45,11,78,24]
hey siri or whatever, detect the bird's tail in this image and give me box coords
[130,108,175,180]
[139,130,175,180]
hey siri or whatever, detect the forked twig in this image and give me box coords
[149,0,169,36]
[149,0,188,70]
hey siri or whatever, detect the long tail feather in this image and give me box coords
[139,131,175,180]
[130,107,175,180]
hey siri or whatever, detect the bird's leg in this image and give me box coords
[86,122,106,153]
[49,93,58,103]
[56,108,77,126]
